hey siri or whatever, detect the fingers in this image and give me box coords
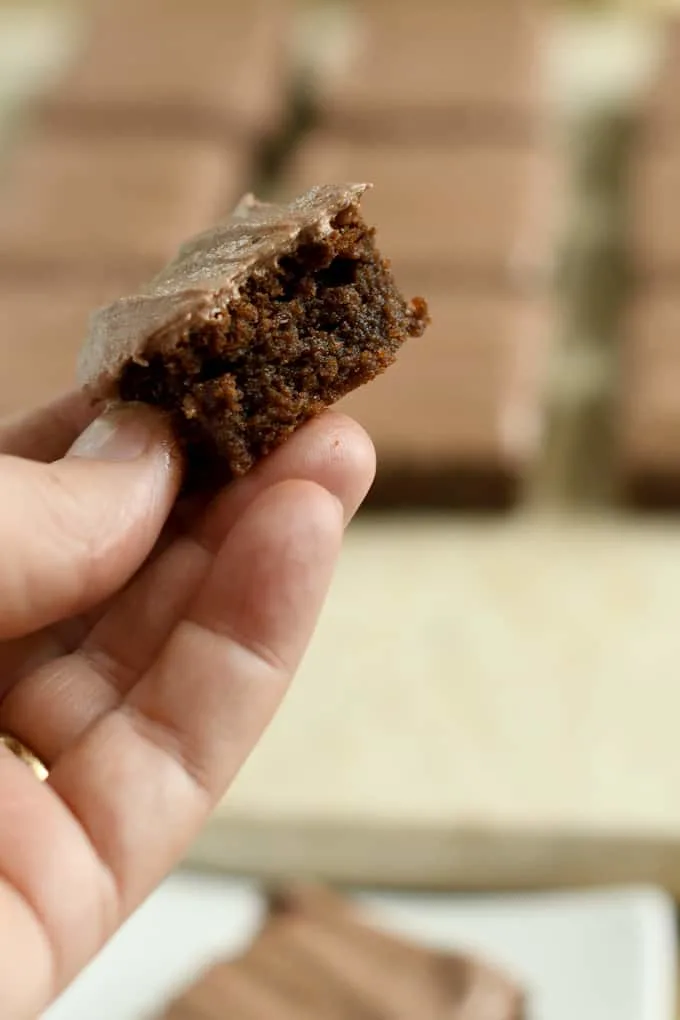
[0,412,375,764]
[0,391,97,462]
[40,481,342,984]
[0,404,181,641]
[193,410,376,539]
[0,751,118,1016]
[0,419,370,1012]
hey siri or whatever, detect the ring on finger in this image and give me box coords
[0,732,49,781]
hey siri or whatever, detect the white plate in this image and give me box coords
[45,875,677,1020]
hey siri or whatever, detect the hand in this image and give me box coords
[0,392,375,1018]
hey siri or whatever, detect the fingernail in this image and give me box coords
[67,404,158,462]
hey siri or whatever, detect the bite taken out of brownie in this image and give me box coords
[78,184,429,485]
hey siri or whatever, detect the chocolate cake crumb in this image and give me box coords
[79,184,429,485]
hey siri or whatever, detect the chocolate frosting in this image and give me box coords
[77,183,369,394]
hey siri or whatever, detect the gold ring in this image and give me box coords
[0,733,48,782]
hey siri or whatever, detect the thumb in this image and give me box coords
[0,403,182,641]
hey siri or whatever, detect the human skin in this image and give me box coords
[0,392,375,1018]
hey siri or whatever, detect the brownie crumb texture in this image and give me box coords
[117,203,428,483]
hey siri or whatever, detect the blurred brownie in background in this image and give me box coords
[312,0,552,143]
[0,132,244,276]
[40,0,293,143]
[160,885,525,1019]
[340,292,552,509]
[279,123,557,508]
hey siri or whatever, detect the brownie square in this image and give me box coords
[339,291,552,508]
[316,0,552,142]
[160,886,524,1019]
[284,136,557,286]
[42,0,291,140]
[0,131,245,275]
[78,185,428,486]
